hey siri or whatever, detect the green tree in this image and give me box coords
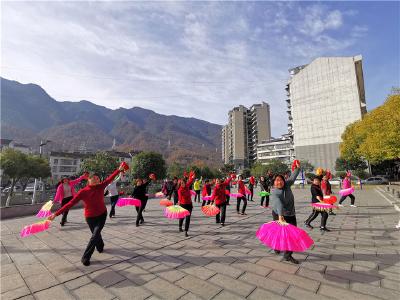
[81,151,119,180]
[340,94,400,163]
[241,168,251,178]
[220,163,235,175]
[335,157,367,172]
[131,151,166,179]
[300,160,314,172]
[20,155,52,189]
[200,166,214,179]
[261,159,290,175]
[167,162,184,178]
[251,162,269,178]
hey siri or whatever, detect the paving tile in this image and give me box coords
[144,277,187,300]
[0,273,27,293]
[0,285,31,300]
[148,263,186,282]
[107,279,152,300]
[204,262,244,279]
[318,283,379,300]
[34,285,73,300]
[89,269,126,287]
[247,287,288,300]
[212,290,245,300]
[72,282,115,299]
[350,282,400,299]
[118,265,156,285]
[24,272,60,293]
[285,285,333,300]
[209,273,255,297]
[256,257,299,274]
[178,263,217,280]
[230,260,272,276]
[175,275,222,299]
[238,272,288,295]
[268,270,320,292]
[64,275,92,290]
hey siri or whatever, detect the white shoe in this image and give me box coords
[350,205,357,207]
[338,204,344,207]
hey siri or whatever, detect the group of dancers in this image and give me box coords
[48,162,357,266]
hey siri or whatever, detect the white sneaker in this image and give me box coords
[350,204,357,207]
[338,204,344,207]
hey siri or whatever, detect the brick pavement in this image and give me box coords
[1,187,399,299]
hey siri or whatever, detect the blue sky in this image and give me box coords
[1,1,399,136]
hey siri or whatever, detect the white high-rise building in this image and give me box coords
[286,55,367,171]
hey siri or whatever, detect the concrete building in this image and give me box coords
[222,102,271,170]
[257,134,295,165]
[0,139,31,154]
[286,55,367,171]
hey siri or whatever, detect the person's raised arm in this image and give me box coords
[69,172,89,187]
[186,171,195,188]
[99,166,125,189]
[286,161,301,187]
[48,190,83,220]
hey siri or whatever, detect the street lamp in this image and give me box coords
[32,140,51,204]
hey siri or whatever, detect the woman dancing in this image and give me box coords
[304,176,330,232]
[271,160,301,264]
[105,173,123,219]
[54,172,88,226]
[248,175,255,201]
[339,172,356,207]
[259,176,270,208]
[236,175,247,215]
[178,171,195,237]
[131,174,155,227]
[321,171,335,215]
[211,174,234,226]
[48,165,126,266]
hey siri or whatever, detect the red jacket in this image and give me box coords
[249,176,255,185]
[321,180,332,195]
[212,177,232,205]
[178,177,194,205]
[55,169,120,218]
[237,180,246,196]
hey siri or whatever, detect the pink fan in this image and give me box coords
[116,198,141,207]
[164,205,190,219]
[256,221,314,252]
[339,187,354,197]
[245,187,251,195]
[160,199,173,206]
[202,195,213,201]
[201,205,220,217]
[229,193,244,198]
[36,201,53,218]
[20,220,51,238]
[155,192,165,198]
[190,190,196,196]
[312,203,338,211]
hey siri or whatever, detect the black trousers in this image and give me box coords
[82,212,107,261]
[272,211,297,258]
[305,209,328,228]
[202,199,212,206]
[173,193,178,205]
[226,195,230,205]
[60,196,73,225]
[247,185,254,201]
[216,203,227,224]
[179,204,193,232]
[261,195,270,207]
[194,190,201,202]
[135,199,148,225]
[236,196,247,214]
[109,195,119,217]
[339,194,355,205]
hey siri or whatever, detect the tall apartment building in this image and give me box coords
[286,55,367,171]
[222,102,271,170]
[257,134,295,165]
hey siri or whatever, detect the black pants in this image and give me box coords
[60,196,73,225]
[179,204,193,232]
[272,211,297,258]
[226,195,230,205]
[261,195,270,207]
[82,212,107,262]
[339,194,355,205]
[216,203,227,224]
[237,196,247,214]
[135,199,148,225]
[247,185,254,201]
[194,190,201,202]
[305,209,328,228]
[109,195,119,217]
[173,193,178,205]
[202,199,212,206]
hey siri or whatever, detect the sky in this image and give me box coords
[1,1,399,136]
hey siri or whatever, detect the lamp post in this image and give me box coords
[32,140,51,204]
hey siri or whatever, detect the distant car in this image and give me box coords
[329,178,341,185]
[362,177,389,185]
[294,179,307,185]
[24,182,44,192]
[2,185,23,193]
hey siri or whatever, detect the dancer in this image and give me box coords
[236,175,247,215]
[105,173,123,218]
[212,174,234,226]
[304,176,330,232]
[225,176,231,205]
[48,165,126,266]
[248,176,255,201]
[339,171,356,207]
[259,176,270,207]
[271,160,301,264]
[193,177,202,203]
[54,172,88,226]
[171,177,179,205]
[321,170,335,215]
[201,179,212,207]
[178,171,195,237]
[132,174,155,226]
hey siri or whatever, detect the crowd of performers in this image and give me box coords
[47,162,357,266]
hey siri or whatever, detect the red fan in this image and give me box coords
[20,220,51,238]
[256,221,313,252]
[116,198,141,207]
[323,195,337,204]
[202,195,213,201]
[291,159,300,171]
[164,205,190,219]
[160,199,173,206]
[201,205,220,217]
[120,161,130,171]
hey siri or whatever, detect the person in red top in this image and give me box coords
[247,176,256,202]
[236,175,248,215]
[48,164,126,266]
[321,170,336,216]
[201,179,213,207]
[178,171,195,237]
[211,174,234,226]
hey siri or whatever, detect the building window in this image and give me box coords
[53,159,59,164]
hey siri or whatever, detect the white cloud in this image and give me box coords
[298,5,343,37]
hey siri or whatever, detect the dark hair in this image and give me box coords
[273,174,285,185]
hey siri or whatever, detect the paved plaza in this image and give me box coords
[1,187,399,300]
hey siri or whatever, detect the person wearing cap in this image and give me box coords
[304,176,330,232]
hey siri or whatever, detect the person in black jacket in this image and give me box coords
[259,176,269,207]
[171,177,179,205]
[131,175,153,227]
[304,176,330,232]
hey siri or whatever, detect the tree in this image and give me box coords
[241,168,251,178]
[20,155,52,189]
[251,162,269,178]
[260,159,290,175]
[131,151,166,179]
[167,162,184,178]
[220,164,235,175]
[335,157,367,172]
[340,94,400,164]
[300,160,314,172]
[81,151,119,180]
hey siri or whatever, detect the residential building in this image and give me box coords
[222,102,271,170]
[257,134,295,165]
[286,55,367,171]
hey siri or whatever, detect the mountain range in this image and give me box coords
[0,77,222,166]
